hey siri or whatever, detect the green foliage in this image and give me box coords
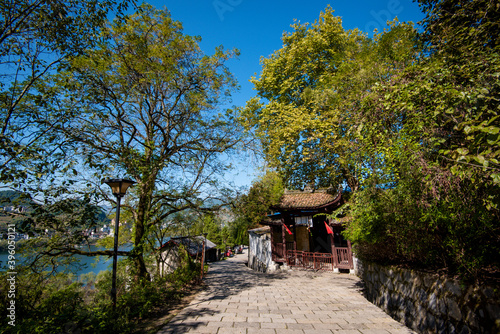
[247,2,499,280]
[0,190,34,207]
[243,7,419,190]
[346,160,500,277]
[234,171,284,227]
[198,214,229,249]
[343,0,500,279]
[4,1,244,281]
[231,171,284,243]
[228,220,250,246]
[45,2,244,278]
[0,0,131,185]
[0,256,200,333]
[167,245,201,287]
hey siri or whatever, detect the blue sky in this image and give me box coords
[144,0,426,187]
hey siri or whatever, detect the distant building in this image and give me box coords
[157,236,219,275]
[100,224,111,234]
[3,206,26,214]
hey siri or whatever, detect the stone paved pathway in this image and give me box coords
[158,249,416,334]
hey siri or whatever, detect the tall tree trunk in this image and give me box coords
[133,180,154,281]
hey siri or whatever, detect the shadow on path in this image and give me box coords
[159,254,288,333]
[202,256,287,301]
[157,252,414,334]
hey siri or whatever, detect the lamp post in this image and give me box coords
[102,178,135,312]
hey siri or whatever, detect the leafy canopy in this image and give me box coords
[0,0,131,185]
[23,3,244,279]
[343,0,500,278]
[243,7,419,191]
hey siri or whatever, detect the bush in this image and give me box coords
[0,253,202,333]
[168,245,201,288]
[345,163,500,280]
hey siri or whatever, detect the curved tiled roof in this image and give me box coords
[274,188,342,210]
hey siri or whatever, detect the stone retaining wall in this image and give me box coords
[358,261,500,333]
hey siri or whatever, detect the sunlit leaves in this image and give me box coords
[232,171,284,229]
[51,4,243,278]
[341,0,500,279]
[0,0,131,187]
[245,7,418,190]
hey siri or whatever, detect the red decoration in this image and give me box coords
[324,221,333,235]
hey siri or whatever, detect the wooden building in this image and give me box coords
[158,236,219,275]
[258,186,354,272]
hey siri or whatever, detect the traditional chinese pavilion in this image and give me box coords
[260,186,353,272]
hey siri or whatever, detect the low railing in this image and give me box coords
[286,251,334,271]
[314,252,335,271]
[273,242,296,262]
[334,247,353,269]
[285,247,352,271]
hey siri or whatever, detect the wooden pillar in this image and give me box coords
[270,225,274,245]
[281,218,286,258]
[328,219,334,254]
[329,219,338,268]
[200,237,206,279]
[293,223,296,251]
[270,224,275,262]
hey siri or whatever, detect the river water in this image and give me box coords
[0,244,130,278]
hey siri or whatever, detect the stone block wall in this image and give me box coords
[358,261,500,333]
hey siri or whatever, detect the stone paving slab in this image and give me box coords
[158,250,416,334]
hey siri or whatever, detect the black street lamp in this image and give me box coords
[102,178,135,312]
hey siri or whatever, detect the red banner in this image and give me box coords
[324,221,334,235]
[283,223,293,235]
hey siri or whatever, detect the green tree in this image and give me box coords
[0,0,130,185]
[32,4,243,279]
[242,7,419,190]
[416,0,500,194]
[231,170,284,242]
[201,214,223,246]
[343,0,500,279]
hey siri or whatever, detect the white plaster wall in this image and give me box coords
[248,230,279,273]
[159,246,182,275]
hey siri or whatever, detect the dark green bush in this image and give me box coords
[0,251,202,333]
[345,164,500,280]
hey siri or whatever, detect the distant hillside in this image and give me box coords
[0,191,110,226]
[0,190,34,208]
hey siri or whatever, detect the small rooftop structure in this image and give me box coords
[158,235,220,275]
[159,236,217,256]
[248,226,271,235]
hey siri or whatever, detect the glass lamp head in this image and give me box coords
[102,178,135,197]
